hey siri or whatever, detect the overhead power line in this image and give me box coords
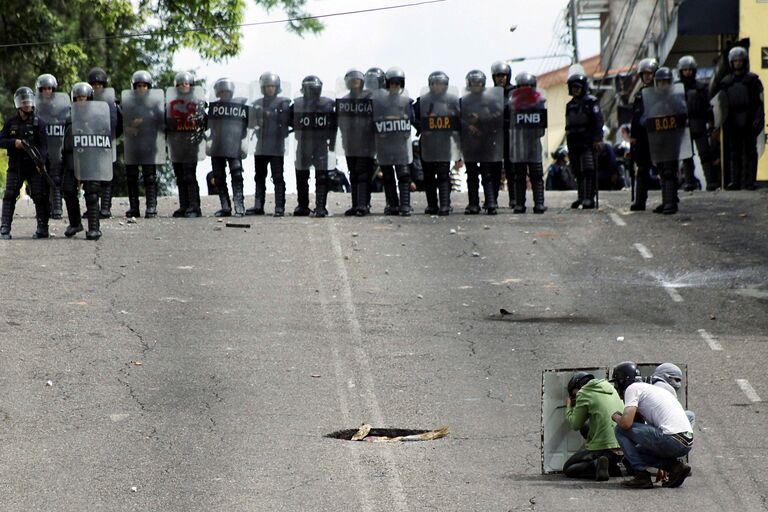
[0,0,447,49]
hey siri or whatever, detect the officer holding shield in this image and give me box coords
[34,73,69,220]
[630,59,658,211]
[87,67,121,218]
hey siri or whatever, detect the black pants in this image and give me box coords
[563,448,622,479]
[1,164,49,229]
[346,156,375,210]
[422,161,450,208]
[380,164,411,212]
[254,155,284,189]
[211,157,244,188]
[726,126,758,188]
[570,148,597,204]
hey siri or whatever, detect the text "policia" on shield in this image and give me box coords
[74,135,112,149]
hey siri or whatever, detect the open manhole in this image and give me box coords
[326,425,449,443]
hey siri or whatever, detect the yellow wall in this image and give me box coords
[740,0,768,180]
[543,82,570,165]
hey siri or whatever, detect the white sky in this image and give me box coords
[173,0,600,194]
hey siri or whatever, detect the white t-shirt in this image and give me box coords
[623,382,691,434]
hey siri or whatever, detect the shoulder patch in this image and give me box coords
[593,105,600,113]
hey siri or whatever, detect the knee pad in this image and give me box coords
[228,159,243,178]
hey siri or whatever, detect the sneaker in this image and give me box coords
[595,456,610,482]
[662,461,691,488]
[620,472,654,489]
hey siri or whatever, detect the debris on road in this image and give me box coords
[500,308,513,316]
[45,380,53,387]
[225,223,251,229]
[351,424,372,441]
[472,252,480,257]
[351,425,450,443]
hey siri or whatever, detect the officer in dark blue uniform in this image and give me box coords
[565,73,604,209]
[677,56,714,191]
[0,87,49,239]
[716,46,765,190]
[630,59,658,210]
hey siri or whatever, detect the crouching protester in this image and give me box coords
[650,363,695,427]
[610,361,693,489]
[563,371,625,481]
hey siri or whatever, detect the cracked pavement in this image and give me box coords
[1,189,767,511]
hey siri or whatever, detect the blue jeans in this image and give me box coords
[614,424,692,472]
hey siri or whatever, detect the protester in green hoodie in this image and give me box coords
[563,371,625,480]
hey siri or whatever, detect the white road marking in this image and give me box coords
[609,212,626,226]
[662,285,684,302]
[735,379,763,402]
[698,329,723,351]
[633,243,653,259]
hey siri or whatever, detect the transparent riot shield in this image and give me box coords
[460,87,504,163]
[418,86,460,163]
[93,87,117,160]
[710,91,728,130]
[165,85,206,163]
[35,91,70,172]
[121,88,166,165]
[248,81,292,157]
[372,89,413,166]
[206,81,250,159]
[71,101,113,182]
[642,83,693,166]
[336,85,376,159]
[292,93,337,170]
[509,88,548,163]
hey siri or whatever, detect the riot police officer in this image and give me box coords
[248,72,291,217]
[677,56,713,191]
[35,73,69,220]
[87,67,121,218]
[491,60,516,209]
[565,73,603,209]
[716,46,765,190]
[0,87,49,239]
[630,58,657,211]
[413,71,460,215]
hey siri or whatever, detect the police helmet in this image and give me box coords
[14,87,35,109]
[213,77,236,97]
[174,71,195,87]
[344,69,365,91]
[428,71,449,89]
[131,70,153,89]
[651,363,684,391]
[36,74,58,92]
[465,69,487,89]
[364,67,386,90]
[609,361,642,395]
[71,82,94,101]
[491,60,512,83]
[552,145,568,160]
[654,67,673,86]
[637,58,659,76]
[301,75,323,98]
[566,73,589,96]
[515,72,537,88]
[259,72,282,95]
[677,56,697,73]
[728,46,748,65]
[385,67,406,89]
[87,67,108,86]
[567,371,595,397]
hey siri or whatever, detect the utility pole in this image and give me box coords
[570,0,580,64]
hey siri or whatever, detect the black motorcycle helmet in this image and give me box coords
[653,67,673,87]
[87,67,108,86]
[567,73,588,97]
[610,361,642,397]
[567,371,595,398]
[301,75,323,99]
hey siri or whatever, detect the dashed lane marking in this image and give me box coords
[735,379,763,403]
[609,212,627,226]
[662,284,684,303]
[633,243,653,259]
[698,329,723,351]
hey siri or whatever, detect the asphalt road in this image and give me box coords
[1,188,767,511]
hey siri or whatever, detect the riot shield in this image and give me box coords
[206,82,250,159]
[710,91,728,129]
[165,85,206,163]
[292,94,337,170]
[249,82,292,157]
[121,88,166,165]
[642,83,693,166]
[460,87,504,163]
[758,128,766,160]
[336,88,376,159]
[509,88,548,163]
[418,86,460,163]
[541,364,689,474]
[35,92,70,172]
[71,101,113,182]
[372,89,413,166]
[93,87,117,160]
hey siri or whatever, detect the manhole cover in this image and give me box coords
[326,425,449,443]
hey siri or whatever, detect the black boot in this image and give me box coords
[513,173,527,214]
[482,177,497,215]
[383,168,399,215]
[215,182,232,217]
[32,193,50,239]
[355,179,369,217]
[85,186,101,240]
[232,178,245,217]
[465,176,481,214]
[581,175,596,209]
[630,169,648,211]
[437,175,451,216]
[144,174,158,218]
[273,178,286,217]
[246,182,265,215]
[99,181,113,218]
[172,168,188,217]
[398,178,411,216]
[1,194,14,240]
[571,177,584,209]
[345,179,359,216]
[64,194,83,237]
[293,170,311,216]
[50,185,63,219]
[314,170,329,217]
[33,217,49,239]
[532,176,547,214]
[126,179,141,218]
[185,175,202,218]
[663,178,678,215]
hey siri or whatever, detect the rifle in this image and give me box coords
[20,140,55,188]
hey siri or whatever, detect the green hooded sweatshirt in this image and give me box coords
[565,378,624,451]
